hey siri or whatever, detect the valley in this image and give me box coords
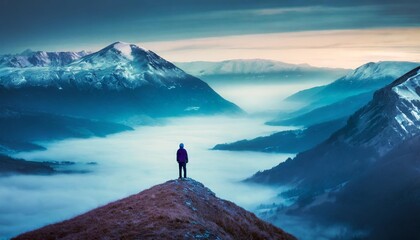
[1,42,419,240]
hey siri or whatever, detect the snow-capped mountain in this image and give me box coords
[14,179,296,240]
[175,59,349,84]
[0,42,242,121]
[0,50,88,68]
[271,61,419,126]
[0,42,189,90]
[249,66,420,239]
[250,66,420,191]
[176,59,317,75]
[340,61,418,82]
[338,67,420,155]
[286,61,419,104]
[62,42,189,90]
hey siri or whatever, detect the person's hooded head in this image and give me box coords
[179,143,184,149]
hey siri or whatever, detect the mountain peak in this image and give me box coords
[391,68,420,98]
[0,42,242,117]
[329,66,420,155]
[250,66,420,187]
[248,66,420,239]
[174,59,349,77]
[106,41,147,61]
[112,41,134,60]
[14,178,295,240]
[112,41,129,45]
[341,61,419,81]
[77,41,156,67]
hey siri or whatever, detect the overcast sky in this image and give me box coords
[1,0,419,67]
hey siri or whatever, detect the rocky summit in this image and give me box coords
[14,178,295,240]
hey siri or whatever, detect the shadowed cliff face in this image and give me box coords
[14,178,296,240]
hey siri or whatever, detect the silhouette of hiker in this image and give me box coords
[176,143,188,179]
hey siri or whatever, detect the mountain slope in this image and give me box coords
[287,61,419,106]
[0,107,132,153]
[0,154,54,175]
[250,66,420,197]
[332,66,420,155]
[271,61,419,126]
[248,66,420,240]
[175,59,349,85]
[305,134,420,240]
[213,118,347,153]
[14,179,296,240]
[0,42,242,121]
[270,92,373,126]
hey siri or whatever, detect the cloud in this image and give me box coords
[0,2,419,54]
[142,28,420,68]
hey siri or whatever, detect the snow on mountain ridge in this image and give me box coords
[338,67,420,155]
[113,42,134,60]
[0,42,188,90]
[216,59,307,73]
[393,69,420,102]
[175,59,324,76]
[341,61,419,82]
[392,69,420,132]
[0,50,89,68]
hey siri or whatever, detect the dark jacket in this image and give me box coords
[177,148,188,163]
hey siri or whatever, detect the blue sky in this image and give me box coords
[0,0,419,67]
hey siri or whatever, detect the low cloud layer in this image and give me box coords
[1,116,292,238]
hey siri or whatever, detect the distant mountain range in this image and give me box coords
[175,59,350,85]
[248,66,420,239]
[251,66,420,190]
[0,50,89,68]
[14,179,296,240]
[0,42,242,122]
[214,62,419,154]
[269,61,419,126]
[0,42,242,174]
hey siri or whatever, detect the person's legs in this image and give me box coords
[183,163,187,178]
[178,163,182,178]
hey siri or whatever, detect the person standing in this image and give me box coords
[176,143,188,179]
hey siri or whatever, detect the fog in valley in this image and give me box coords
[1,1,419,239]
[208,80,330,113]
[0,81,351,239]
[1,81,313,238]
